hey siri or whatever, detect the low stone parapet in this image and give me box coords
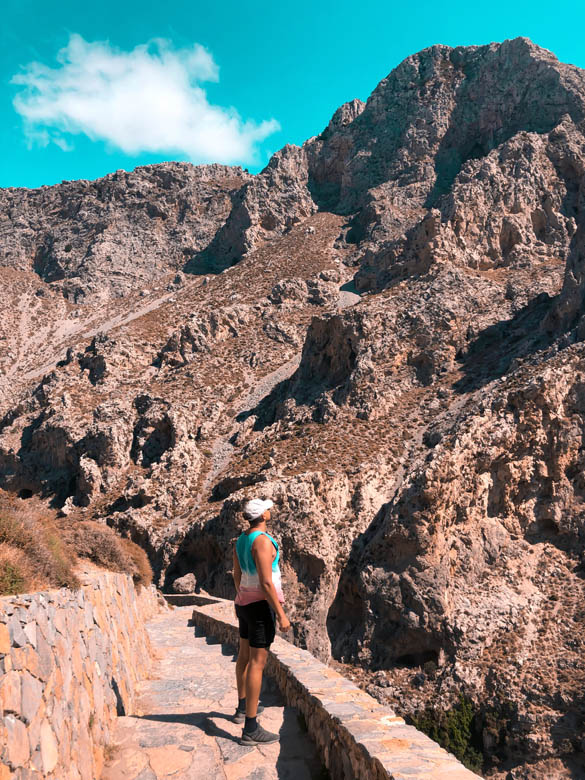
[191,596,482,780]
[0,569,162,779]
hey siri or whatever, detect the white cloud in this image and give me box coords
[12,34,280,165]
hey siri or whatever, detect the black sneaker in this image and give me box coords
[233,704,264,724]
[240,723,279,745]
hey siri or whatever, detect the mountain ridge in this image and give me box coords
[1,36,585,778]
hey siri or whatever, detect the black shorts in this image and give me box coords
[235,600,276,648]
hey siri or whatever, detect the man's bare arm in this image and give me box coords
[233,546,242,592]
[253,536,291,631]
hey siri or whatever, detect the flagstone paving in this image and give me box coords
[102,606,324,780]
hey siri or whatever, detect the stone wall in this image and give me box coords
[191,597,482,780]
[0,568,162,779]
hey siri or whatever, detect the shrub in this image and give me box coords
[66,521,131,571]
[409,695,483,773]
[0,497,79,594]
[0,493,153,595]
[121,538,153,587]
[65,521,153,587]
[0,544,29,595]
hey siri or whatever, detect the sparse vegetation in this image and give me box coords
[0,493,152,595]
[103,743,119,762]
[64,521,152,587]
[409,695,484,773]
[0,495,79,594]
[0,547,27,594]
[120,537,153,587]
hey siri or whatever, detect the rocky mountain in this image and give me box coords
[1,36,585,778]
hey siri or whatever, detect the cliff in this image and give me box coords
[1,37,585,777]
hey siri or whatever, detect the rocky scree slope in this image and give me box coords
[1,37,585,779]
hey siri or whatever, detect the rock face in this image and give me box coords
[2,37,585,778]
[0,162,249,301]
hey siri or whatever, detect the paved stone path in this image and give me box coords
[102,607,323,780]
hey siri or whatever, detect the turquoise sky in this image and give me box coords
[2,0,585,189]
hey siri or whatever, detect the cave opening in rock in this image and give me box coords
[141,422,173,466]
[395,649,440,669]
[108,492,152,514]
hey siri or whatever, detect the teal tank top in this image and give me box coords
[235,530,284,605]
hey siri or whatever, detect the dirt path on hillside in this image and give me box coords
[22,285,195,382]
[201,354,301,499]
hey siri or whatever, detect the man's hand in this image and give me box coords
[277,613,291,632]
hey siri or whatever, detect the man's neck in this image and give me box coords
[248,521,267,533]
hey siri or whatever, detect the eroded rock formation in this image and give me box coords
[2,37,585,778]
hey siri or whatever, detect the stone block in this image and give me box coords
[61,654,73,700]
[42,668,56,704]
[5,714,30,767]
[172,573,196,593]
[71,642,84,680]
[8,616,28,648]
[92,667,105,719]
[12,645,40,678]
[78,683,92,726]
[35,632,54,681]
[21,672,43,724]
[30,748,44,772]
[50,695,67,743]
[37,617,56,647]
[57,717,72,763]
[94,640,108,676]
[53,609,67,636]
[83,604,94,631]
[76,725,93,780]
[27,699,46,753]
[147,746,192,776]
[23,623,37,649]
[0,623,10,654]
[10,646,26,671]
[0,669,22,715]
[54,633,72,664]
[39,720,59,774]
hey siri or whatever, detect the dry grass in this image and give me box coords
[64,521,153,587]
[0,492,153,595]
[120,537,153,587]
[103,743,119,762]
[0,494,79,595]
[0,544,32,594]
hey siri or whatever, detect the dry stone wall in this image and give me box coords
[191,596,480,780]
[0,569,161,779]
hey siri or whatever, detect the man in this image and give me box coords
[232,497,291,745]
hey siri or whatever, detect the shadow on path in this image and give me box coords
[140,711,241,744]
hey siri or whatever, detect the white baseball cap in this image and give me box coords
[243,498,274,520]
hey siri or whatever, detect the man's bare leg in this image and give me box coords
[245,646,268,718]
[241,645,279,743]
[236,638,250,700]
